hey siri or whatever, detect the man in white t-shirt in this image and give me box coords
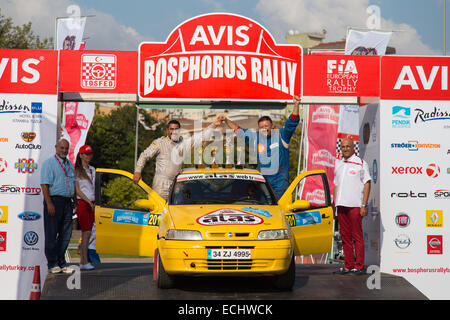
[333,138,371,275]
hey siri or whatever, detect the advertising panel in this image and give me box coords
[0,49,58,299]
[138,13,302,103]
[379,98,450,299]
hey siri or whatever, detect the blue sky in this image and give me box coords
[1,0,447,55]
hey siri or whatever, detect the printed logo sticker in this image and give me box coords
[197,209,263,226]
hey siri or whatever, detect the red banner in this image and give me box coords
[303,54,380,97]
[59,50,137,93]
[138,13,302,102]
[0,49,58,95]
[302,105,340,203]
[381,56,450,100]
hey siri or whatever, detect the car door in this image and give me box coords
[278,170,333,256]
[95,168,166,257]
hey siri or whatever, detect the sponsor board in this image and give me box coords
[138,13,302,102]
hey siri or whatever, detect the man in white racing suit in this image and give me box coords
[133,119,216,201]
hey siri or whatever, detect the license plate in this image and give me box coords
[207,249,251,260]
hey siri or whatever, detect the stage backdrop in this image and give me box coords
[0,49,58,299]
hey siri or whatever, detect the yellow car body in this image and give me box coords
[94,167,333,289]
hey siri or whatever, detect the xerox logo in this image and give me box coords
[391,163,440,178]
[390,190,427,198]
[391,166,422,174]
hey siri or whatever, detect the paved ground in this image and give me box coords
[41,262,427,300]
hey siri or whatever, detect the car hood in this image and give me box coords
[167,205,285,240]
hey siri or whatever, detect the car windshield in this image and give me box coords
[169,173,277,205]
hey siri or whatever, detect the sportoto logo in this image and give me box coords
[426,163,440,178]
[81,54,117,89]
[197,209,263,226]
[139,13,302,102]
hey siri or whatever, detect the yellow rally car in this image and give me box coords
[94,167,333,290]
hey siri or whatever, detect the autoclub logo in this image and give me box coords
[326,59,358,94]
[395,212,410,228]
[426,210,443,227]
[15,158,38,174]
[21,132,36,142]
[392,106,411,128]
[139,13,302,102]
[197,209,263,226]
[427,235,443,255]
[81,54,117,89]
[394,234,412,249]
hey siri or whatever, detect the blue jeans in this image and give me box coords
[43,197,73,269]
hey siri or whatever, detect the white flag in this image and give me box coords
[345,29,392,55]
[56,17,87,50]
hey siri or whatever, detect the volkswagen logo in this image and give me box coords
[24,231,39,246]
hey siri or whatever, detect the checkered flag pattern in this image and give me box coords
[336,139,359,159]
[82,63,116,81]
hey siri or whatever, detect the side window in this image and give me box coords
[295,174,330,209]
[96,172,148,210]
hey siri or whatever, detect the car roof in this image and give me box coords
[181,166,262,175]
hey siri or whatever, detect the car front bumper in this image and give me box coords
[158,239,293,276]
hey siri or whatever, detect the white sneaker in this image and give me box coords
[80,263,95,270]
[49,266,62,274]
[61,266,76,274]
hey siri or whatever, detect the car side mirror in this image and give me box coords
[134,199,155,211]
[287,200,311,211]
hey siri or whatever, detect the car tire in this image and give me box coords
[272,255,295,291]
[156,250,175,289]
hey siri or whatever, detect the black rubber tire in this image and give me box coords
[156,251,175,289]
[272,256,295,291]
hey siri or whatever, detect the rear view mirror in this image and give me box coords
[287,200,311,211]
[134,199,155,211]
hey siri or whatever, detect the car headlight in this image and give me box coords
[166,229,203,240]
[257,229,290,240]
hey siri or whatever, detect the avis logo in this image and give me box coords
[81,54,116,89]
[392,106,411,128]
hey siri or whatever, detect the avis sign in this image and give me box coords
[138,13,302,102]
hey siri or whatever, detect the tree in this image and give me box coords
[0,9,53,49]
[86,104,166,186]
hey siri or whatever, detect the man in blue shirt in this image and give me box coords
[40,138,77,274]
[219,96,301,199]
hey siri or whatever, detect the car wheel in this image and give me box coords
[156,250,175,289]
[272,255,295,291]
